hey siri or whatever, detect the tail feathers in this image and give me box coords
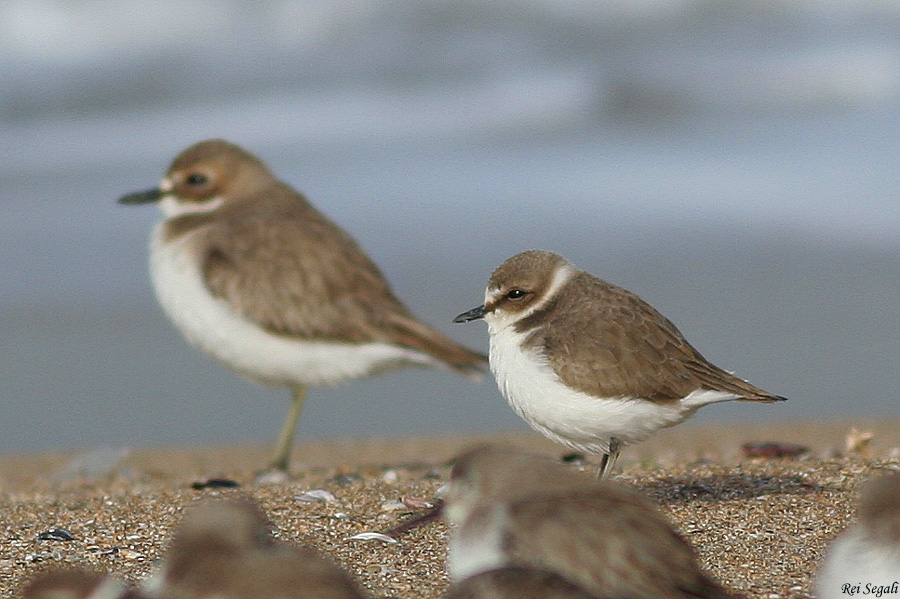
[686,361,787,403]
[737,392,788,403]
[386,313,488,379]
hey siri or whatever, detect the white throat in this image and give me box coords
[483,263,575,335]
[158,194,224,218]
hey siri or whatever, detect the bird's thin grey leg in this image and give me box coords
[269,385,306,471]
[597,437,620,479]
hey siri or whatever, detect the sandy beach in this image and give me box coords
[2,419,899,598]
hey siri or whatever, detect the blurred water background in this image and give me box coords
[1,1,898,455]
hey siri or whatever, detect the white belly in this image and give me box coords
[487,324,736,455]
[148,226,440,388]
[447,505,510,582]
[817,530,900,599]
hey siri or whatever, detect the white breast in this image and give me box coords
[486,323,737,455]
[148,225,440,387]
[816,529,900,599]
[87,577,131,599]
[447,505,511,582]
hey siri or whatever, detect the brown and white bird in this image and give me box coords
[119,139,486,471]
[454,250,786,475]
[442,444,735,599]
[22,569,144,599]
[816,473,900,598]
[145,497,366,599]
[446,566,599,599]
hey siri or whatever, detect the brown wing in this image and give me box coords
[530,273,784,402]
[504,492,735,599]
[446,567,596,599]
[194,184,486,374]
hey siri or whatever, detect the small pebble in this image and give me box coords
[254,470,290,485]
[25,552,53,563]
[381,500,407,512]
[37,528,75,542]
[347,532,398,544]
[742,442,810,459]
[400,496,434,509]
[295,489,336,503]
[330,473,363,485]
[191,477,240,489]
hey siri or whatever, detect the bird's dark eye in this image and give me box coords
[186,173,208,186]
[506,289,527,300]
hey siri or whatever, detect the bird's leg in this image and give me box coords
[597,437,621,479]
[268,385,307,471]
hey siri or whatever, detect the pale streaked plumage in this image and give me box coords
[443,444,736,599]
[454,250,785,474]
[120,139,486,471]
[816,473,900,598]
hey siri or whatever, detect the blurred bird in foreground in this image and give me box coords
[22,569,145,599]
[144,497,366,599]
[817,473,900,598]
[442,444,736,599]
[445,566,599,599]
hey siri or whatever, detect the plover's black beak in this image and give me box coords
[453,305,489,323]
[118,188,164,205]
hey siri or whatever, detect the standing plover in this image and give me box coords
[454,250,785,475]
[120,139,486,471]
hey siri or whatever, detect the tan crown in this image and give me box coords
[164,139,275,205]
[484,250,571,316]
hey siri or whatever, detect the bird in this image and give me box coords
[446,566,599,599]
[816,473,900,598]
[119,139,486,472]
[442,444,736,599]
[453,250,786,475]
[22,569,145,599]
[144,497,367,599]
